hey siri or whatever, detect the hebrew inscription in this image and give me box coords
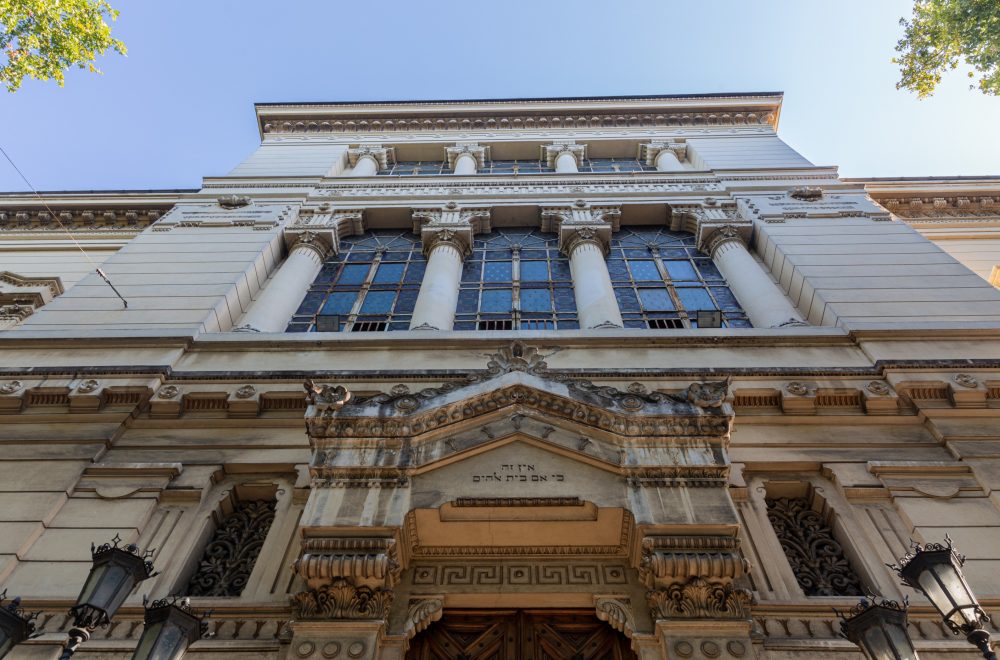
[471,463,566,484]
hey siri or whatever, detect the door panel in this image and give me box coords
[406,610,636,660]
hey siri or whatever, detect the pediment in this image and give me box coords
[304,341,731,442]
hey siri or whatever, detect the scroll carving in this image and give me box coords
[765,496,863,597]
[594,597,635,638]
[186,499,276,597]
[403,597,444,639]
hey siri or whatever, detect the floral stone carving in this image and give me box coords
[646,576,752,620]
[186,500,276,597]
[292,578,393,620]
[765,497,863,597]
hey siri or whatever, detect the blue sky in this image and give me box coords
[1,0,998,191]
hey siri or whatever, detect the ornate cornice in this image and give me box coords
[0,207,165,235]
[872,194,1000,223]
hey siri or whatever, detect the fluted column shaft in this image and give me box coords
[238,236,330,333]
[409,239,465,331]
[708,231,805,328]
[566,237,624,329]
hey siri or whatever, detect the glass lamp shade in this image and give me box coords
[840,600,919,660]
[895,541,986,635]
[131,601,204,660]
[70,540,155,629]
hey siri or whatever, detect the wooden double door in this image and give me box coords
[406,609,637,660]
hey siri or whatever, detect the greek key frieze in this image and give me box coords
[410,562,630,587]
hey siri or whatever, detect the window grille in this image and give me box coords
[609,227,750,329]
[765,496,863,597]
[186,499,276,597]
[287,230,424,333]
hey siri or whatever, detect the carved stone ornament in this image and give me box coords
[292,578,393,620]
[866,381,891,396]
[304,341,733,442]
[0,380,23,395]
[646,577,752,620]
[953,373,979,389]
[403,597,444,639]
[76,379,100,394]
[156,385,179,399]
[594,597,635,638]
[627,382,649,395]
[235,385,256,399]
[290,230,334,259]
[785,381,810,396]
[765,497,863,597]
[186,499,277,597]
[789,187,824,201]
[218,195,252,210]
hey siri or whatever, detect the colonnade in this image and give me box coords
[236,200,806,333]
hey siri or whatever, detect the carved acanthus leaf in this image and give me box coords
[594,597,635,638]
[647,577,752,620]
[292,579,393,620]
[403,597,444,639]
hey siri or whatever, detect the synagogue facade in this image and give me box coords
[1,94,1000,659]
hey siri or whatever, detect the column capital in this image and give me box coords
[412,205,491,257]
[541,201,620,256]
[285,229,335,260]
[542,142,587,169]
[444,143,489,170]
[638,141,687,166]
[696,223,751,256]
[292,208,366,251]
[347,144,395,169]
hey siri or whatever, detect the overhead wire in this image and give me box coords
[0,142,128,308]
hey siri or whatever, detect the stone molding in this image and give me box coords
[0,271,63,329]
[647,576,752,620]
[444,143,489,170]
[152,201,295,232]
[402,597,444,639]
[697,224,749,256]
[292,579,394,621]
[594,596,636,639]
[639,141,687,166]
[0,207,164,235]
[346,144,395,169]
[260,107,779,135]
[285,229,334,260]
[291,208,366,254]
[542,142,587,168]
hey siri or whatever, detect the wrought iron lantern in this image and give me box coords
[890,536,997,660]
[60,536,157,659]
[838,595,919,660]
[131,597,207,660]
[0,591,38,658]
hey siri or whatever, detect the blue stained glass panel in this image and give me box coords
[338,264,370,285]
[696,260,724,280]
[321,292,357,316]
[553,288,577,312]
[638,289,675,311]
[373,263,405,283]
[664,261,698,281]
[481,289,512,312]
[457,289,479,313]
[520,261,549,281]
[396,290,418,313]
[551,260,572,280]
[711,287,740,308]
[521,289,552,312]
[483,261,513,282]
[615,287,641,311]
[677,287,716,310]
[404,261,426,282]
[629,260,661,281]
[462,260,482,280]
[360,291,396,314]
[607,260,629,280]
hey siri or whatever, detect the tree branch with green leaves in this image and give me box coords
[895,0,1000,98]
[0,0,125,93]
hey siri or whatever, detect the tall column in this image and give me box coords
[409,206,490,331]
[347,145,394,176]
[235,230,334,333]
[446,143,488,175]
[543,203,623,329]
[543,143,586,174]
[701,225,807,328]
[641,142,686,172]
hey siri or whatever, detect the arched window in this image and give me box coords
[454,229,578,330]
[609,227,750,328]
[286,230,425,332]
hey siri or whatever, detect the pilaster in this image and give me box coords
[346,145,395,170]
[444,143,489,171]
[542,142,587,170]
[639,141,687,169]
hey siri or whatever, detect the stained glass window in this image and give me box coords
[608,227,750,329]
[453,229,578,331]
[286,230,425,332]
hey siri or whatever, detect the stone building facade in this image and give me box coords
[1,94,1000,658]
